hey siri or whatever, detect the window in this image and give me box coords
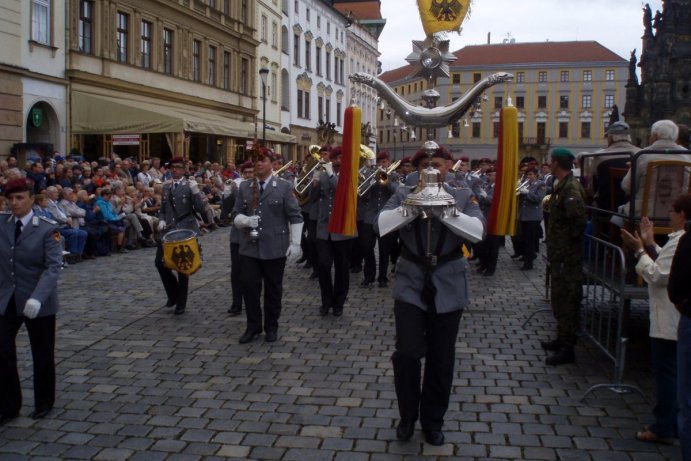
[316,46,322,76]
[560,71,569,82]
[325,51,331,79]
[318,96,323,121]
[271,73,277,103]
[306,7,310,21]
[140,21,152,69]
[493,122,500,138]
[473,73,481,83]
[222,51,230,89]
[240,58,248,94]
[163,29,173,75]
[293,34,300,66]
[317,17,320,28]
[581,94,591,109]
[515,96,525,109]
[559,95,569,109]
[207,45,216,85]
[559,122,568,138]
[324,98,330,123]
[116,12,129,63]
[297,89,310,119]
[339,57,344,84]
[605,69,615,81]
[327,22,330,34]
[336,101,342,126]
[305,39,310,71]
[294,0,298,13]
[494,96,502,110]
[516,72,525,83]
[537,122,546,143]
[581,121,591,138]
[604,95,614,108]
[472,122,481,138]
[31,0,51,44]
[241,0,248,24]
[452,74,460,84]
[261,15,267,43]
[538,71,547,83]
[583,70,592,82]
[79,1,93,54]
[518,122,524,140]
[271,22,278,48]
[537,95,547,109]
[192,39,201,81]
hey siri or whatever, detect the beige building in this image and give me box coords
[379,41,628,163]
[67,0,276,164]
[0,0,68,162]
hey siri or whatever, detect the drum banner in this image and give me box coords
[162,236,202,275]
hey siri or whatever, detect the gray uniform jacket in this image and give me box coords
[518,180,545,222]
[314,171,357,241]
[362,175,398,225]
[232,176,303,260]
[159,179,207,233]
[0,212,62,317]
[376,184,486,313]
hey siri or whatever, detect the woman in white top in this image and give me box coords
[621,194,691,444]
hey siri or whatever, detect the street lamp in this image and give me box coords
[259,67,269,146]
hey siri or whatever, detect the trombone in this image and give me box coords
[357,159,401,196]
[294,157,328,195]
[515,176,529,195]
[274,160,293,176]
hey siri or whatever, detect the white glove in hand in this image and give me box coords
[23,298,41,319]
[157,220,167,231]
[286,243,302,262]
[479,189,488,199]
[234,214,251,229]
[248,215,260,228]
[323,162,334,177]
[188,180,200,194]
[518,187,529,195]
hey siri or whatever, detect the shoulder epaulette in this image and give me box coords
[38,216,58,225]
[0,211,10,215]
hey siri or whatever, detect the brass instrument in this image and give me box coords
[468,168,482,180]
[451,160,462,172]
[515,178,530,195]
[295,155,327,196]
[274,160,293,177]
[358,159,401,196]
[541,194,552,211]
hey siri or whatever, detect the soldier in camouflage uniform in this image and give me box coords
[542,147,587,366]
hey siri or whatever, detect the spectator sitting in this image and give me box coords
[95,188,127,253]
[110,183,143,250]
[76,190,111,257]
[137,161,153,186]
[44,186,87,263]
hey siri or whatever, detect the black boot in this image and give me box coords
[540,338,562,351]
[545,346,575,366]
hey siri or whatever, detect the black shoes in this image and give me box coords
[265,331,278,343]
[309,271,318,280]
[174,306,185,315]
[396,419,415,441]
[360,279,374,287]
[546,347,575,366]
[510,253,522,259]
[519,264,533,271]
[295,255,307,264]
[319,306,330,316]
[227,305,242,316]
[482,270,495,276]
[239,330,262,344]
[378,279,388,288]
[163,298,175,308]
[0,413,17,426]
[540,338,562,351]
[423,429,445,446]
[332,306,343,317]
[350,266,362,274]
[29,408,51,420]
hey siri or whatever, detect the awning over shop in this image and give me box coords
[71,92,295,143]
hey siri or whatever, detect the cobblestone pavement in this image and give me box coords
[0,229,682,460]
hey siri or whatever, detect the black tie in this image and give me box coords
[259,181,265,194]
[173,182,178,191]
[15,220,22,243]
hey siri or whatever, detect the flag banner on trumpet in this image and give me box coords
[488,105,518,236]
[328,104,360,236]
[417,0,470,36]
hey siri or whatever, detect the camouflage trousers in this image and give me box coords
[549,260,582,346]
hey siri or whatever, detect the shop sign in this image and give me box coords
[112,134,140,145]
[31,107,43,127]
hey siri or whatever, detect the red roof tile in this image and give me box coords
[333,1,383,20]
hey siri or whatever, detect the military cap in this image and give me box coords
[606,121,630,135]
[3,177,31,197]
[251,147,273,163]
[411,149,428,168]
[376,151,390,162]
[329,145,343,160]
[168,156,185,167]
[241,160,254,171]
[550,147,575,159]
[459,156,470,163]
[401,156,412,165]
[479,157,492,164]
[272,152,284,163]
[431,145,452,160]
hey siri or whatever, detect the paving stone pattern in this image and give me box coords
[0,230,682,460]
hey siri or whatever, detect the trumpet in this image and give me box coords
[274,160,293,177]
[516,179,530,195]
[358,159,401,196]
[451,160,462,172]
[468,168,482,180]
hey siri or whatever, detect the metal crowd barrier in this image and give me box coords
[580,234,649,401]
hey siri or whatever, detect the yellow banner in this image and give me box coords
[417,0,470,35]
[162,235,202,275]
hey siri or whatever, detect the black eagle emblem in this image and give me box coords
[430,0,462,22]
[171,244,196,272]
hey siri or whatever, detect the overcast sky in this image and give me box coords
[378,0,664,72]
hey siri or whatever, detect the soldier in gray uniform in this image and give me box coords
[516,166,546,270]
[376,146,486,446]
[313,146,357,317]
[0,178,62,424]
[232,148,303,343]
[155,156,207,315]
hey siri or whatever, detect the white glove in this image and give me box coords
[157,220,167,231]
[518,186,529,195]
[23,298,41,319]
[118,212,127,219]
[323,162,334,177]
[479,189,488,199]
[234,214,260,229]
[188,180,200,194]
[286,243,302,261]
[289,222,304,246]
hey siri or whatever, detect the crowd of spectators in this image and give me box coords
[0,152,243,265]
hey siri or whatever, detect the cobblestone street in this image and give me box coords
[0,229,681,460]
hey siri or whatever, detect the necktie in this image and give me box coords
[259,181,265,194]
[15,220,22,243]
[173,182,178,191]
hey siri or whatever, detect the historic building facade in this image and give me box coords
[625,0,691,146]
[379,41,628,163]
[67,0,263,163]
[0,0,68,163]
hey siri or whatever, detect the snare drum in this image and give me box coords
[161,229,202,275]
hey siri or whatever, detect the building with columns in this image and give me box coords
[0,0,68,163]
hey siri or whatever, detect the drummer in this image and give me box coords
[155,156,207,315]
